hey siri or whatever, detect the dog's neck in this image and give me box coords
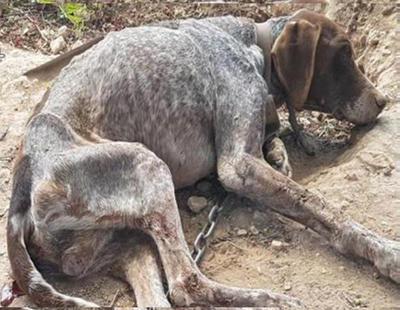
[255,16,290,103]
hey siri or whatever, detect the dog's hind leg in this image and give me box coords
[142,200,301,307]
[119,236,170,307]
[33,141,300,307]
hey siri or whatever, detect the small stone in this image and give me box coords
[321,269,327,274]
[284,283,292,291]
[339,266,345,271]
[71,39,84,50]
[50,36,67,54]
[58,25,69,38]
[249,225,259,235]
[187,196,208,213]
[382,49,391,56]
[370,38,379,46]
[345,173,358,181]
[196,180,212,193]
[271,240,289,250]
[373,271,380,279]
[237,229,248,236]
[382,6,394,16]
[354,298,366,307]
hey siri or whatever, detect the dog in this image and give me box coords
[6,9,398,308]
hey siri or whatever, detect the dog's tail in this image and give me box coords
[6,152,98,307]
[23,36,104,78]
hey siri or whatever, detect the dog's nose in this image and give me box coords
[375,93,388,109]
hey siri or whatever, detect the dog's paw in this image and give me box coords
[374,239,400,284]
[265,137,292,178]
[296,131,318,156]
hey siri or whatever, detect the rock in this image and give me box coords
[249,225,259,235]
[370,38,379,46]
[50,36,66,54]
[354,298,367,307]
[57,25,69,38]
[382,49,391,56]
[187,196,208,213]
[196,180,212,193]
[382,6,394,16]
[41,28,53,39]
[271,240,289,250]
[237,229,247,236]
[71,39,84,50]
[284,283,292,291]
[345,173,358,181]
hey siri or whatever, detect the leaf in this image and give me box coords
[37,0,56,4]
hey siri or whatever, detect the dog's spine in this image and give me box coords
[7,151,98,307]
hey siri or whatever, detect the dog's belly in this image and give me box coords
[87,28,218,188]
[94,104,216,188]
[90,81,216,188]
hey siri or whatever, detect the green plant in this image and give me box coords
[36,0,89,31]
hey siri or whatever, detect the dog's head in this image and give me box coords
[270,9,387,125]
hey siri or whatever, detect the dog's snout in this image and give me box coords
[375,93,388,109]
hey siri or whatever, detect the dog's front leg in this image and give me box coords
[215,90,399,283]
[263,95,292,177]
[217,153,400,283]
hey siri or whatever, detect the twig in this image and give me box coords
[109,289,121,307]
[0,127,8,141]
[226,240,249,252]
[24,13,49,44]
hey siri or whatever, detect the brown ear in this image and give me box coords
[271,20,321,111]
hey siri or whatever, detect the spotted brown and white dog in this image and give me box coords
[6,9,398,307]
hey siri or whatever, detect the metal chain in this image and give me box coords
[166,195,226,299]
[191,199,225,264]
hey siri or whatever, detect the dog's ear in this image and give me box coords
[271,20,321,111]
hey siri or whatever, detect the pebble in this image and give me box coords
[50,36,66,54]
[370,38,379,46]
[382,6,394,16]
[237,229,248,236]
[58,25,69,38]
[71,39,84,50]
[284,283,292,291]
[187,196,208,213]
[345,173,358,181]
[196,180,212,193]
[271,240,289,250]
[249,225,259,235]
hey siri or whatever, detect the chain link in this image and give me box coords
[166,195,226,299]
[191,199,225,264]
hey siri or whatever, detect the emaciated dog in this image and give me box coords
[6,9,397,308]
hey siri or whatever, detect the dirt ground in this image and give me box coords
[0,0,399,308]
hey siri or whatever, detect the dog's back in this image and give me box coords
[40,17,265,187]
